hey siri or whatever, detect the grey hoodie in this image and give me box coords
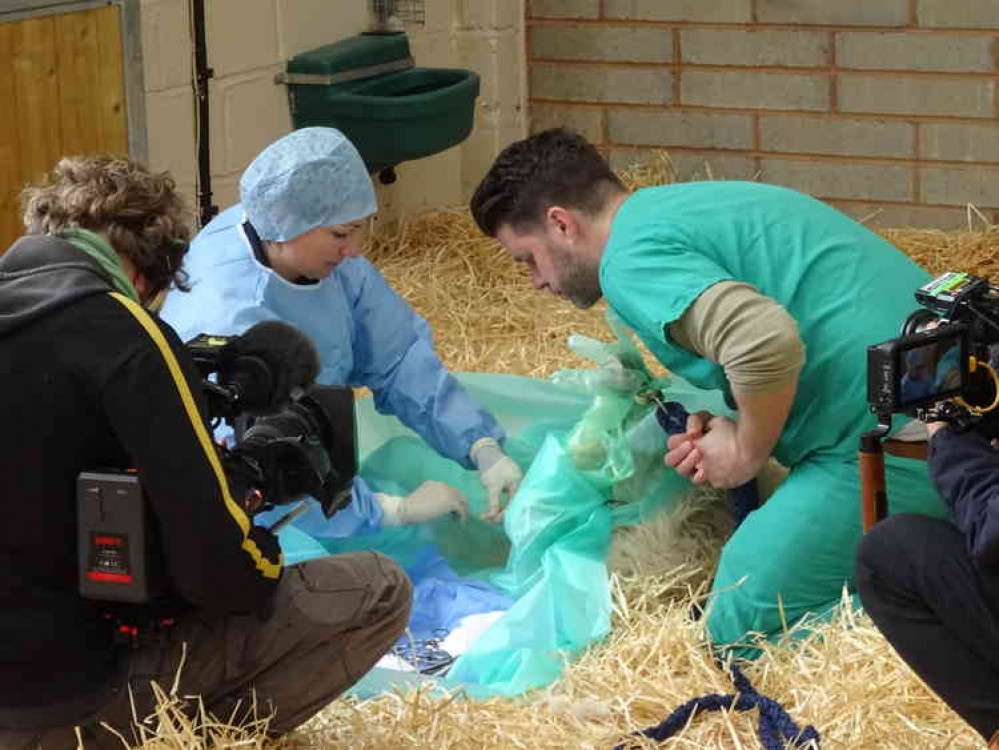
[0,234,113,336]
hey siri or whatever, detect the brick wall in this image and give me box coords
[141,0,526,226]
[527,0,999,229]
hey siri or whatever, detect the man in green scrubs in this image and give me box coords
[470,128,947,655]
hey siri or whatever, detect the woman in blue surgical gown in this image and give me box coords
[161,127,522,538]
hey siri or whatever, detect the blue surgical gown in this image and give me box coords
[160,205,504,536]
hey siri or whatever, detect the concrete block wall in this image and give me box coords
[139,0,526,228]
[527,0,999,229]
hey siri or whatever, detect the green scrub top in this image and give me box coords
[599,181,930,466]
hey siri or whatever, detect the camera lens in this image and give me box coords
[236,386,356,515]
[901,308,941,337]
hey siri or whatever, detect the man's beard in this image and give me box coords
[551,244,601,309]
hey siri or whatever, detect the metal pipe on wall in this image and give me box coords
[191,0,217,228]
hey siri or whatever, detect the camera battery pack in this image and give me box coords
[915,272,989,316]
[77,471,158,603]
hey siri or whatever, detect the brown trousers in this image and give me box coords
[0,552,411,750]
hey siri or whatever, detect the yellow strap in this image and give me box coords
[108,292,282,579]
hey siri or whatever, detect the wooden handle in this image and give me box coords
[860,449,887,532]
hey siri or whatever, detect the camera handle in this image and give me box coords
[266,499,309,534]
[859,419,930,532]
[859,424,890,533]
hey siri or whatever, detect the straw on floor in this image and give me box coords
[136,156,997,749]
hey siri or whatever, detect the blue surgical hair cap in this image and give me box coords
[240,127,378,242]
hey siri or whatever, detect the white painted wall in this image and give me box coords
[139,0,526,226]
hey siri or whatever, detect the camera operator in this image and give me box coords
[0,156,411,749]
[856,416,999,746]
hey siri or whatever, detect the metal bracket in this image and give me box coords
[275,56,414,86]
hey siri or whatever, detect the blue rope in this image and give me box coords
[728,479,760,527]
[655,400,759,528]
[630,398,818,748]
[612,664,820,750]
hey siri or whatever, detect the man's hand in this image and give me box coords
[665,411,759,489]
[667,381,796,489]
[664,409,710,481]
[242,488,265,515]
[925,421,948,438]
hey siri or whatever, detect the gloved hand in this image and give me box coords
[565,318,653,396]
[375,481,470,527]
[470,437,523,522]
[587,355,646,395]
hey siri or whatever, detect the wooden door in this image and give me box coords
[0,5,128,251]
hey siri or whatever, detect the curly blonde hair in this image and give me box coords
[22,155,193,294]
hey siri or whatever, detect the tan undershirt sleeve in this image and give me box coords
[668,280,805,393]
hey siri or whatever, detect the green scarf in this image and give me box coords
[56,228,140,303]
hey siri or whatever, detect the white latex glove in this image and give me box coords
[470,437,523,523]
[375,481,470,527]
[589,356,645,395]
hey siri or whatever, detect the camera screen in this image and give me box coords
[897,335,965,408]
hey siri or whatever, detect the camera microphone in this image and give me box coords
[220,320,320,414]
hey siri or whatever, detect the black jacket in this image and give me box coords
[930,426,999,568]
[0,235,282,722]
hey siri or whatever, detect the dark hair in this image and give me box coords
[470,128,625,237]
[22,155,193,295]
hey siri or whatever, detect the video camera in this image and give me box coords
[79,321,357,604]
[867,271,999,434]
[185,329,357,520]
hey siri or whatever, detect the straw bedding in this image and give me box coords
[137,158,999,749]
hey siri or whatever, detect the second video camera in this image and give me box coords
[868,271,999,432]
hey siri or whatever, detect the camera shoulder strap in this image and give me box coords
[106,291,282,580]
